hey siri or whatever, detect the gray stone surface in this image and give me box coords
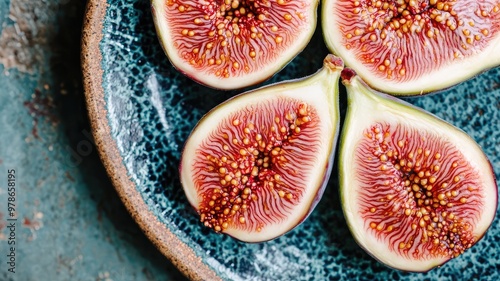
[0,1,187,280]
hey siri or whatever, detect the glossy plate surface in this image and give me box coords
[82,0,500,280]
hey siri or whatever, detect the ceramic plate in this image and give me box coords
[82,0,500,280]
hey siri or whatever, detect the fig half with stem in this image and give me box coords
[339,68,497,271]
[151,0,319,90]
[180,55,343,242]
[322,0,500,95]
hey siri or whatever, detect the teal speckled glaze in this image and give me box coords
[98,0,499,280]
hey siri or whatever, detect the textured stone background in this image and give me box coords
[0,1,187,280]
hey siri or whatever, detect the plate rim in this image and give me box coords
[81,1,220,280]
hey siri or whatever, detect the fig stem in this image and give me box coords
[340,68,357,85]
[324,54,344,71]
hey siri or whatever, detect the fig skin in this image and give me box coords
[179,55,344,242]
[338,68,498,272]
[322,0,500,96]
[151,0,320,90]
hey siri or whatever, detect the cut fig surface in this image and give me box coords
[339,68,498,271]
[152,0,319,90]
[322,0,500,95]
[180,55,343,242]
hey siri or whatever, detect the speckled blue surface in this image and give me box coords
[99,0,499,280]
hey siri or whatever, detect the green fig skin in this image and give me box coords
[338,68,498,272]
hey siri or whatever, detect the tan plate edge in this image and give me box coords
[80,1,221,280]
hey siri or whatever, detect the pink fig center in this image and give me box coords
[334,0,500,81]
[164,0,313,78]
[192,97,321,233]
[355,122,483,259]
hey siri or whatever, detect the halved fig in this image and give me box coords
[151,0,319,90]
[322,0,500,95]
[339,68,497,271]
[179,55,343,242]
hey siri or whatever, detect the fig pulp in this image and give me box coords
[339,68,497,271]
[180,55,343,242]
[322,0,500,95]
[152,0,319,90]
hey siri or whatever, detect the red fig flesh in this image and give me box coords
[180,55,343,242]
[339,68,498,271]
[152,0,319,90]
[323,0,500,95]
